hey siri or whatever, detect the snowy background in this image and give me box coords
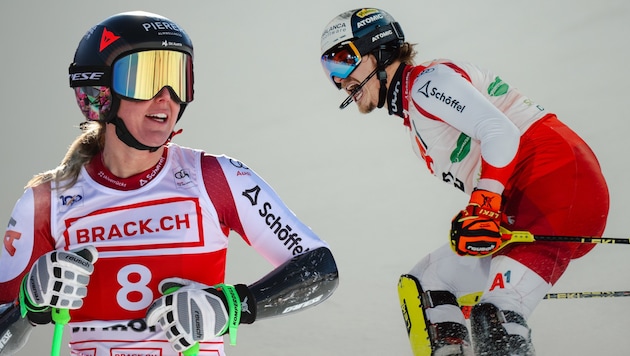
[1,0,629,354]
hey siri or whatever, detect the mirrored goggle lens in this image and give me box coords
[112,50,193,103]
[321,42,361,83]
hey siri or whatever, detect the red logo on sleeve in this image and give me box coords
[3,230,21,256]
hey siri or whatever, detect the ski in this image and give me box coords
[398,274,432,356]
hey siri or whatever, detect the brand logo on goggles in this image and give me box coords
[70,72,105,81]
[69,71,108,87]
[372,29,393,42]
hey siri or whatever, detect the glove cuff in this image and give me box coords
[18,275,52,324]
[209,283,256,346]
[233,284,256,324]
[469,189,502,212]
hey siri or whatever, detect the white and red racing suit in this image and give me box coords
[386,59,609,285]
[0,144,329,355]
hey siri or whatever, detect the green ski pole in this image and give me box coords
[51,308,70,356]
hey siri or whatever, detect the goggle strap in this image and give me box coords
[352,22,404,55]
[68,65,111,87]
[347,42,361,61]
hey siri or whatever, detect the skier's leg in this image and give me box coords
[470,302,534,356]
[399,244,489,355]
[398,274,472,356]
[471,255,551,355]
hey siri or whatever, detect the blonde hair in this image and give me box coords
[26,122,105,190]
[397,42,417,65]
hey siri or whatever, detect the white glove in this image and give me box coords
[20,246,98,312]
[146,278,255,354]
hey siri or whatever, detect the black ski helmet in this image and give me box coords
[320,8,404,87]
[69,11,194,123]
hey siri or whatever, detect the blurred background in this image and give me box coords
[1,0,629,354]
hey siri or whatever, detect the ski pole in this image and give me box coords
[457,289,630,319]
[459,289,630,307]
[500,228,630,245]
[543,290,630,299]
[182,342,200,356]
[460,228,629,256]
[182,340,200,356]
[51,308,70,356]
[491,227,630,255]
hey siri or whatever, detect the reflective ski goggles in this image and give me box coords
[321,41,362,89]
[112,50,194,103]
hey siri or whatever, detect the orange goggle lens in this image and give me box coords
[321,42,362,86]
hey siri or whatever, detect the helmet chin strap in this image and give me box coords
[339,67,379,110]
[110,116,163,152]
[338,48,393,110]
[376,67,388,109]
[376,47,394,109]
[106,96,187,152]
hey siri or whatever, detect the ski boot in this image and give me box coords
[431,322,472,356]
[398,274,472,355]
[470,302,535,356]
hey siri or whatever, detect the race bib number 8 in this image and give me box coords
[117,264,153,311]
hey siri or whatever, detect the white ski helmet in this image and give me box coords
[320,8,404,88]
